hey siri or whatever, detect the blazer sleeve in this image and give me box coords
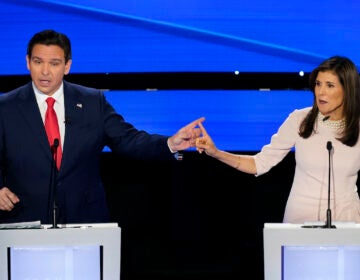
[100,92,175,161]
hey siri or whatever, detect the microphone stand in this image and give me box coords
[302,141,336,229]
[49,138,59,229]
[323,141,336,229]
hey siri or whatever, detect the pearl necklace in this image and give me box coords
[318,112,346,129]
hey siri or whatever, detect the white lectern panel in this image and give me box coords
[9,244,102,279]
[282,245,360,280]
[0,223,121,280]
[263,223,360,280]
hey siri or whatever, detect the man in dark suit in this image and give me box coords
[0,29,204,225]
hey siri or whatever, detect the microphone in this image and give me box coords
[49,138,60,229]
[64,117,71,125]
[52,138,59,154]
[323,116,330,122]
[324,141,336,229]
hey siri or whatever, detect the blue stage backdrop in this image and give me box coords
[0,0,359,74]
[104,89,313,151]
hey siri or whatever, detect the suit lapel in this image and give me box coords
[17,83,52,159]
[61,82,85,172]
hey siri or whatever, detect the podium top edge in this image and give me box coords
[0,221,119,230]
[264,222,360,229]
[43,222,119,229]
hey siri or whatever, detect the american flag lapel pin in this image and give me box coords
[76,103,83,109]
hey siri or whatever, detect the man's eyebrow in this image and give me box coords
[31,56,63,62]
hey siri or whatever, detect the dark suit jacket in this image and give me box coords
[0,81,175,224]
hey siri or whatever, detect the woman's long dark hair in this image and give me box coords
[299,56,360,146]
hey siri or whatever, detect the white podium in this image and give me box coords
[0,223,121,280]
[263,222,360,280]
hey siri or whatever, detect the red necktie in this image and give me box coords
[45,97,62,169]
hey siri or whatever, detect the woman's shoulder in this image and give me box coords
[292,106,312,114]
[282,107,311,126]
[289,107,311,118]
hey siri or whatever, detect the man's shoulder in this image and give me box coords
[0,82,32,102]
[64,80,102,96]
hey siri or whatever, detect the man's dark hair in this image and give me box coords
[27,29,72,63]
